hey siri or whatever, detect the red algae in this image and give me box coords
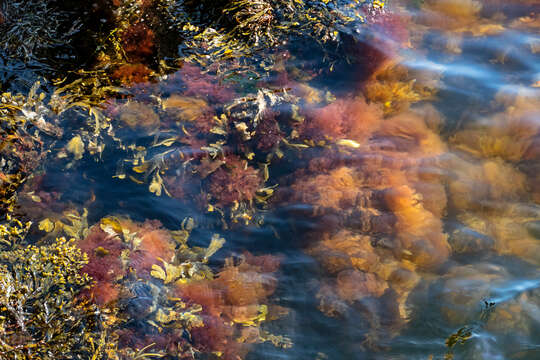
[176,253,282,360]
[123,218,175,277]
[64,215,288,358]
[122,22,155,62]
[207,156,264,207]
[174,63,236,103]
[254,109,284,151]
[300,96,383,143]
[78,226,126,305]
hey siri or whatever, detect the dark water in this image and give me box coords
[3,1,540,359]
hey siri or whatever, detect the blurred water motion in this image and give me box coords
[1,0,540,359]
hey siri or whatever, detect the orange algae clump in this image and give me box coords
[364,61,440,114]
[336,269,388,302]
[290,167,364,212]
[308,230,380,274]
[177,253,284,360]
[128,219,176,277]
[447,156,528,211]
[452,113,540,162]
[376,111,448,156]
[385,185,450,268]
[162,95,215,132]
[122,22,155,61]
[216,260,277,307]
[452,88,540,162]
[111,63,153,85]
[458,205,540,266]
[308,230,420,323]
[300,96,383,143]
[163,95,211,122]
[286,103,451,307]
[420,0,482,30]
[117,101,160,129]
[137,224,175,261]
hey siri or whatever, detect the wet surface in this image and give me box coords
[1,0,540,359]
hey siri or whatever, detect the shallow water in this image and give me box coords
[2,0,540,359]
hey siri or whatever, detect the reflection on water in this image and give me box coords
[1,0,540,359]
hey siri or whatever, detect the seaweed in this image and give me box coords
[0,238,107,359]
[0,82,63,218]
[0,0,81,61]
[28,213,291,358]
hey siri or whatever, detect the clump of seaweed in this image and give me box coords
[420,0,483,31]
[278,103,451,344]
[308,229,420,338]
[451,88,540,162]
[0,82,64,217]
[0,237,106,359]
[78,224,126,305]
[207,155,264,207]
[447,155,528,212]
[0,214,31,250]
[116,101,161,130]
[175,0,377,81]
[177,252,291,359]
[111,63,154,86]
[363,59,441,114]
[33,213,291,358]
[110,81,305,225]
[298,96,383,144]
[0,0,80,60]
[162,95,216,132]
[456,204,540,266]
[122,22,156,62]
[413,0,505,54]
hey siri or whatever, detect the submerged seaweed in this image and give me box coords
[1,0,540,359]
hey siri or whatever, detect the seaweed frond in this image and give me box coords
[0,237,108,359]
